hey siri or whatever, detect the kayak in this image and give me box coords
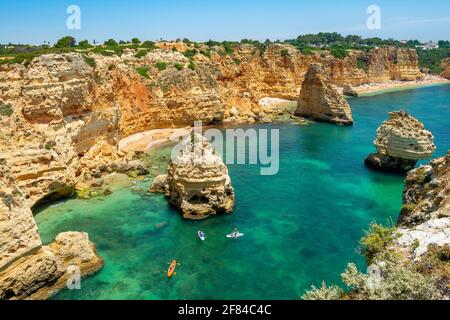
[198,231,206,241]
[168,260,177,278]
[226,232,244,239]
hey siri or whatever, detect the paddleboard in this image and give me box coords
[226,232,244,239]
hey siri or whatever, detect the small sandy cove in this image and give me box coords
[354,75,450,95]
[119,127,190,153]
[119,78,449,153]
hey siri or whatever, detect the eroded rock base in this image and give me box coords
[365,153,417,173]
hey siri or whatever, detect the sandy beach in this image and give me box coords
[118,127,190,153]
[354,75,450,95]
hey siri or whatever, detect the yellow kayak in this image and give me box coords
[168,260,177,278]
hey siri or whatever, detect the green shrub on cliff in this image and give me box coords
[302,256,436,300]
[136,66,150,79]
[54,36,76,48]
[360,221,399,264]
[297,46,314,55]
[155,61,167,71]
[78,40,92,49]
[200,49,211,59]
[104,39,118,46]
[188,60,196,71]
[357,57,369,72]
[400,203,417,217]
[0,102,13,117]
[330,45,348,59]
[83,56,96,68]
[0,52,39,66]
[280,49,290,57]
[302,282,344,300]
[141,41,156,49]
[135,50,149,59]
[174,63,184,70]
[417,47,450,74]
[183,49,198,59]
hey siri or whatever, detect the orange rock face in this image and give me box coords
[366,47,423,82]
[441,58,450,79]
[295,63,353,125]
[0,45,426,208]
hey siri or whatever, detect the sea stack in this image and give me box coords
[365,111,436,173]
[151,133,234,220]
[295,63,354,125]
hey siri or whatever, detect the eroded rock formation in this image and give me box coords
[0,43,427,299]
[441,58,450,80]
[392,152,450,298]
[0,54,152,299]
[152,133,234,220]
[295,63,353,125]
[0,161,102,300]
[365,111,436,173]
[398,152,449,226]
[366,47,423,82]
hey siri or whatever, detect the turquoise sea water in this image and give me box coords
[35,84,450,300]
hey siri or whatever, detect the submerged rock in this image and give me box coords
[365,111,436,173]
[155,133,234,220]
[295,63,354,125]
[149,174,169,194]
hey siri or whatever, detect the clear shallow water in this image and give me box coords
[35,84,450,300]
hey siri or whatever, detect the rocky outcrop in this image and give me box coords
[392,152,450,298]
[365,111,436,173]
[153,133,234,220]
[0,161,42,272]
[398,152,449,226]
[295,63,353,125]
[0,161,102,300]
[366,47,423,82]
[304,152,450,300]
[0,232,102,300]
[149,174,169,194]
[441,58,450,80]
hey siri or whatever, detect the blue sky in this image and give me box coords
[0,0,449,44]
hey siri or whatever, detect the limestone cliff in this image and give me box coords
[0,161,102,300]
[366,47,423,82]
[304,152,450,300]
[393,152,450,299]
[441,58,450,80]
[398,152,449,226]
[295,63,353,125]
[152,133,234,220]
[365,111,436,173]
[0,53,149,300]
[0,162,42,272]
[0,45,424,139]
[0,44,426,299]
